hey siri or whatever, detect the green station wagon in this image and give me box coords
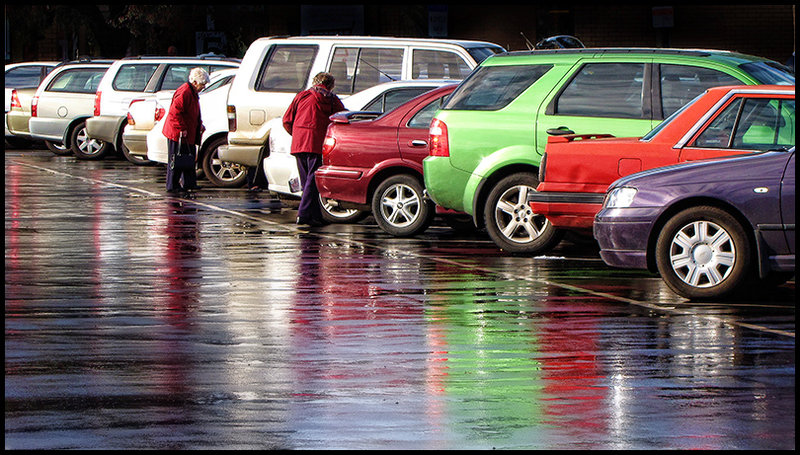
[423,48,794,253]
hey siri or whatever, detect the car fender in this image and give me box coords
[365,158,424,201]
[464,144,541,218]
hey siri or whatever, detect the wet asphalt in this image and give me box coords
[4,147,795,450]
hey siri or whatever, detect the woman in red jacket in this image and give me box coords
[283,72,345,226]
[162,67,209,194]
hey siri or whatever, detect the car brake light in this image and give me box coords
[154,105,165,122]
[93,91,102,116]
[322,136,336,161]
[126,99,144,126]
[429,118,449,157]
[126,112,135,125]
[10,90,22,109]
[31,95,39,117]
[227,105,236,132]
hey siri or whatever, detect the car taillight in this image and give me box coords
[227,105,236,132]
[429,118,449,157]
[126,99,143,126]
[322,136,336,161]
[10,90,22,109]
[31,95,39,117]
[154,105,165,122]
[126,112,135,125]
[93,91,102,116]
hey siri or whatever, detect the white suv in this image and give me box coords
[221,35,504,167]
[86,55,239,161]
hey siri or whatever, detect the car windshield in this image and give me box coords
[739,61,795,85]
[641,92,704,141]
[467,46,505,64]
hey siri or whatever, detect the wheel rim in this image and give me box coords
[493,184,550,244]
[76,127,103,156]
[378,183,421,228]
[320,197,360,219]
[210,148,245,182]
[668,220,735,288]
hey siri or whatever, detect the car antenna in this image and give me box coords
[520,32,534,50]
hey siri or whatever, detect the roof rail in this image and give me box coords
[500,47,714,57]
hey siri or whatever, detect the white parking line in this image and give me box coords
[12,160,796,339]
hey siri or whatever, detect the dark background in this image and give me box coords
[4,4,796,64]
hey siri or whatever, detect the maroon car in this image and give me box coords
[316,84,461,236]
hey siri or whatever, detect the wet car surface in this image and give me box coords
[5,147,795,449]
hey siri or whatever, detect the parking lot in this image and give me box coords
[5,147,795,449]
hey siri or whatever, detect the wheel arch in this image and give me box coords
[472,163,540,228]
[366,165,424,206]
[645,196,757,273]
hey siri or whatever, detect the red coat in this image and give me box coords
[162,82,203,145]
[283,85,345,155]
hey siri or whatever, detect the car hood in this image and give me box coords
[610,150,793,189]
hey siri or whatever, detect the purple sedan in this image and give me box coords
[594,148,795,300]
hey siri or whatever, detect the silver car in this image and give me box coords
[28,60,113,157]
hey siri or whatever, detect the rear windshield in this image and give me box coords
[466,46,505,64]
[443,64,552,111]
[739,61,795,85]
[113,64,159,92]
[46,68,108,94]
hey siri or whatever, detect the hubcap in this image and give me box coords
[77,127,103,156]
[494,185,550,244]
[379,183,420,228]
[669,220,735,288]
[210,150,245,182]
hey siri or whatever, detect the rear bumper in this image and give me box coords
[527,191,605,229]
[7,111,32,137]
[218,143,262,167]
[86,115,124,143]
[122,126,149,155]
[315,166,369,205]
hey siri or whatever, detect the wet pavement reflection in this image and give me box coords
[5,149,795,449]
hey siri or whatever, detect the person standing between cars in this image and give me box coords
[283,72,345,226]
[162,67,209,194]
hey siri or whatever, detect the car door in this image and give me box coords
[680,93,795,161]
[536,60,655,155]
[397,92,449,164]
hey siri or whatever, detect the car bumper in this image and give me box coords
[29,117,69,142]
[122,126,149,156]
[6,111,32,137]
[315,166,369,205]
[593,207,661,270]
[527,191,605,229]
[422,156,471,213]
[218,142,263,167]
[86,115,124,143]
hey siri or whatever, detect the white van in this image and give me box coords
[221,35,504,166]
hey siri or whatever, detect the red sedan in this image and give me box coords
[529,84,795,237]
[316,84,461,236]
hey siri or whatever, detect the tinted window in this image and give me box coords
[694,98,742,148]
[739,61,795,85]
[660,64,741,117]
[5,66,48,88]
[556,63,645,119]
[257,45,318,92]
[45,68,107,94]
[353,48,403,93]
[444,64,552,111]
[466,47,504,64]
[408,95,448,128]
[363,88,433,112]
[113,64,159,92]
[412,49,471,80]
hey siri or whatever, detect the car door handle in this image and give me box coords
[546,126,575,136]
[410,140,427,147]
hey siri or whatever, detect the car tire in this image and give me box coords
[319,196,368,224]
[484,172,563,254]
[441,213,478,233]
[45,140,72,156]
[371,174,435,237]
[70,121,110,160]
[655,206,751,300]
[202,136,247,188]
[121,142,153,166]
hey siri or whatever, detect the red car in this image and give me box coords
[316,84,462,236]
[528,84,796,242]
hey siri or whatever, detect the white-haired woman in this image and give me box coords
[162,67,209,194]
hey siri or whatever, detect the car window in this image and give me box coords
[556,63,646,119]
[353,48,404,93]
[257,45,319,93]
[46,68,108,94]
[693,98,742,148]
[159,65,194,91]
[202,75,233,93]
[362,88,433,112]
[444,64,552,111]
[411,49,471,80]
[660,64,741,117]
[732,98,795,150]
[642,92,704,141]
[466,47,504,64]
[408,95,448,128]
[113,64,159,92]
[739,61,795,85]
[5,66,48,89]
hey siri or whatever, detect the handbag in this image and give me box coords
[170,136,196,171]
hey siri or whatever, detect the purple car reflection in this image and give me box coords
[594,149,795,300]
